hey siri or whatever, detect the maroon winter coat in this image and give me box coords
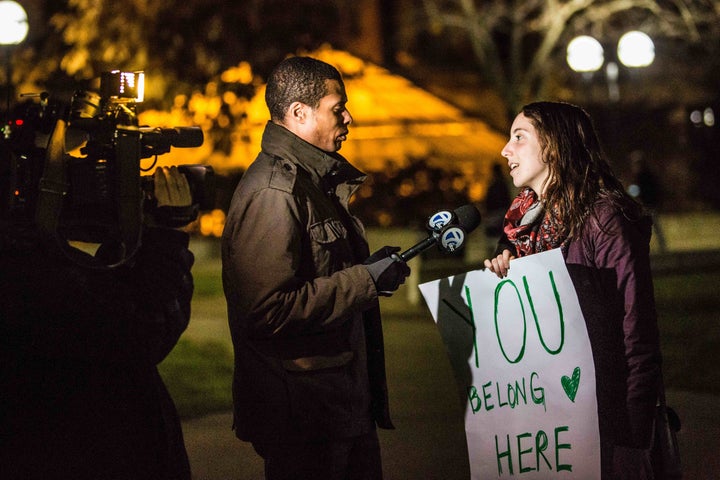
[563,200,662,450]
[497,198,663,457]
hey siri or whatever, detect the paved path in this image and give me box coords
[182,389,719,479]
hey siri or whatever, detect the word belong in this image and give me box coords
[467,372,546,414]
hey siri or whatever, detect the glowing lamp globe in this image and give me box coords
[617,31,655,68]
[566,35,604,73]
[0,0,29,45]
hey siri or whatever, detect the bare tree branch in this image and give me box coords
[419,0,720,118]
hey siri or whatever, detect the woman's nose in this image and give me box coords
[501,143,512,157]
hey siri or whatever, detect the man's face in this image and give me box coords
[301,79,353,152]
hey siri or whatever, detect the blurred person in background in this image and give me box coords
[627,150,667,252]
[483,162,512,245]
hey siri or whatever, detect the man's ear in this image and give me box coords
[288,101,307,124]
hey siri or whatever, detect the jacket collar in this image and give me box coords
[261,121,366,200]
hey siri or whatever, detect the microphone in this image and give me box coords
[394,204,482,262]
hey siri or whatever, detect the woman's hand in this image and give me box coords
[483,249,515,278]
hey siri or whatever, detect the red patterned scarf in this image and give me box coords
[503,188,566,257]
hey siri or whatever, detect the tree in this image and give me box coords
[414,0,720,119]
[8,0,357,105]
[4,0,361,163]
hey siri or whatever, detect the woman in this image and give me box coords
[484,102,664,479]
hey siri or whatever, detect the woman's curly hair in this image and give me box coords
[521,101,642,239]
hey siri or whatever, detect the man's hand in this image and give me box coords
[363,246,411,296]
[154,166,192,207]
[145,166,197,228]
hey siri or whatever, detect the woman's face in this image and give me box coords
[501,113,550,196]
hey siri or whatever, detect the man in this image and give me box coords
[0,165,195,480]
[627,150,667,252]
[222,56,410,479]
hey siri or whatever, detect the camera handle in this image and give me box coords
[35,119,68,234]
[113,127,144,264]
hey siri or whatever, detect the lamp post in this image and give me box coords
[566,31,655,103]
[0,0,29,127]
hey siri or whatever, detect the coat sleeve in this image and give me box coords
[222,187,378,338]
[591,210,662,448]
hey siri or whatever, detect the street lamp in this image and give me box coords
[566,31,655,102]
[617,31,655,68]
[566,35,604,73]
[0,0,29,124]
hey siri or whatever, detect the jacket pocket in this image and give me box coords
[282,351,354,371]
[308,218,350,272]
[309,218,347,243]
[283,359,354,433]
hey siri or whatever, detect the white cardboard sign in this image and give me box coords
[418,249,601,479]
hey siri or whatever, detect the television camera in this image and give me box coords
[1,70,214,265]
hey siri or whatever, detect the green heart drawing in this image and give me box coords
[561,367,581,402]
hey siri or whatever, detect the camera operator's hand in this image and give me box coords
[363,246,411,297]
[145,166,198,229]
[154,166,192,207]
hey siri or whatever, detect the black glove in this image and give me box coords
[363,246,411,296]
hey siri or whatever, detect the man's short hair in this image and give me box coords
[265,56,344,122]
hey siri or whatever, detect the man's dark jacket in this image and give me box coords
[222,121,393,444]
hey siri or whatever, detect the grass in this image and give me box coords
[157,338,234,418]
[158,256,233,417]
[159,254,720,419]
[653,271,720,394]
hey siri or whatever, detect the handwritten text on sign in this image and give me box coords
[419,249,601,479]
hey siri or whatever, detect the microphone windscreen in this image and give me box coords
[454,204,482,233]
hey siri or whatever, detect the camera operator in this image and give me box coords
[0,165,195,480]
